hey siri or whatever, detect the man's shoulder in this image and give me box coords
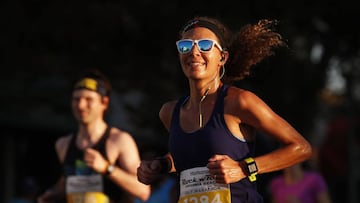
[54,134,74,161]
[55,134,73,148]
[108,127,134,141]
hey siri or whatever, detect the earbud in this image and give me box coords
[220,56,225,62]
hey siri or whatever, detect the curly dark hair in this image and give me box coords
[180,16,286,82]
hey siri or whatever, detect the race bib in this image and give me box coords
[66,174,109,203]
[67,192,109,203]
[178,167,231,203]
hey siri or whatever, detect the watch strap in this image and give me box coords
[244,157,258,182]
[103,161,115,176]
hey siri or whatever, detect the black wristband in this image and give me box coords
[154,157,172,174]
[243,157,258,182]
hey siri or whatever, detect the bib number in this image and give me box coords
[67,192,109,203]
[66,174,109,203]
[178,167,231,203]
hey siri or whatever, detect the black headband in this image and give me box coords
[73,77,107,96]
[180,19,225,48]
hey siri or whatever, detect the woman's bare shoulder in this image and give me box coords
[159,99,178,129]
[226,86,261,108]
[160,100,178,114]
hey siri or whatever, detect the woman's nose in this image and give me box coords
[189,43,201,55]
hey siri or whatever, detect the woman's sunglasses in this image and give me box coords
[176,39,223,54]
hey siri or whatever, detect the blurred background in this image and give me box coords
[1,0,359,203]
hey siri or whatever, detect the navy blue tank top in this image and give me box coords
[169,85,263,203]
[63,127,126,203]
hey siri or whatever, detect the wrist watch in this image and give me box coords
[105,163,115,176]
[244,157,258,182]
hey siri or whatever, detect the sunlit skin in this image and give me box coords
[71,89,108,126]
[179,28,225,93]
[138,27,311,186]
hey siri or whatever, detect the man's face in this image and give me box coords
[71,89,108,124]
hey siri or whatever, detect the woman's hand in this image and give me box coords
[207,154,246,184]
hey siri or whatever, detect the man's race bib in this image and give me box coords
[66,174,109,203]
[178,167,231,203]
[67,192,109,203]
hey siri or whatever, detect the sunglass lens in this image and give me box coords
[177,40,193,53]
[198,40,214,52]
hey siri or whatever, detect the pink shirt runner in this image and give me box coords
[270,171,327,203]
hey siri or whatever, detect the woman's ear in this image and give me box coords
[220,55,225,62]
[220,51,229,64]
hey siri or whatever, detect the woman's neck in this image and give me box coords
[186,79,222,128]
[188,78,222,100]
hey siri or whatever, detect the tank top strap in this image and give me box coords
[63,134,78,165]
[92,126,111,160]
[67,134,76,152]
[170,96,188,128]
[212,84,229,114]
[220,84,230,95]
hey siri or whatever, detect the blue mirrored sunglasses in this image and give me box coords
[176,39,223,54]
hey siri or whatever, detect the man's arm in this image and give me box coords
[106,130,151,201]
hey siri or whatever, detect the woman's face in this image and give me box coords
[178,27,224,81]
